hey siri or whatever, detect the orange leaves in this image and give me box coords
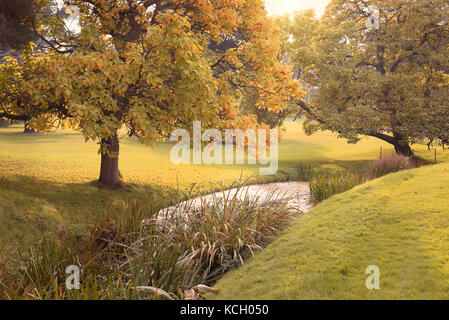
[228,110,237,120]
[180,0,249,39]
[242,115,251,124]
[178,50,186,58]
[95,61,104,71]
[0,0,301,150]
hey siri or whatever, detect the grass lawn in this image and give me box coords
[208,163,449,300]
[0,121,447,255]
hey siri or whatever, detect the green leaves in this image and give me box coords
[287,0,449,149]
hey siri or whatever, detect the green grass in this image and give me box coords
[208,163,449,300]
[0,121,447,256]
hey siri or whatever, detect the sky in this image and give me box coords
[264,0,332,17]
[57,0,333,34]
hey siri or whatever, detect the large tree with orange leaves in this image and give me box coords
[0,0,301,186]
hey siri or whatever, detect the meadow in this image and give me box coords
[0,121,447,256]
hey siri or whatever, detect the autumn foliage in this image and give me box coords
[0,0,302,185]
[285,0,449,156]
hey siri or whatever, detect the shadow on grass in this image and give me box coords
[0,170,272,253]
[0,174,181,252]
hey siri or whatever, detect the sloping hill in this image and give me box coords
[210,164,449,299]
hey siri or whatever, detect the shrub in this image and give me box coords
[368,155,419,180]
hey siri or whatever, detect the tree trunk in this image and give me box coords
[99,134,120,186]
[368,131,414,157]
[24,121,37,133]
[392,131,414,157]
[393,141,414,157]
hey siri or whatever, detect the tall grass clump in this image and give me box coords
[309,155,423,204]
[368,155,420,180]
[295,164,315,181]
[0,186,292,300]
[309,170,366,204]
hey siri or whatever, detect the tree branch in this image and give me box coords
[0,112,30,121]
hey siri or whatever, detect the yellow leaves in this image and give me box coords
[28,42,38,52]
[3,56,19,66]
[433,72,449,88]
[0,0,299,150]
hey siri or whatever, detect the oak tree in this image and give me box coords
[287,0,449,156]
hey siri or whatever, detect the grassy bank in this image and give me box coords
[209,163,449,300]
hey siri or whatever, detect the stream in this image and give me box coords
[158,182,312,222]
